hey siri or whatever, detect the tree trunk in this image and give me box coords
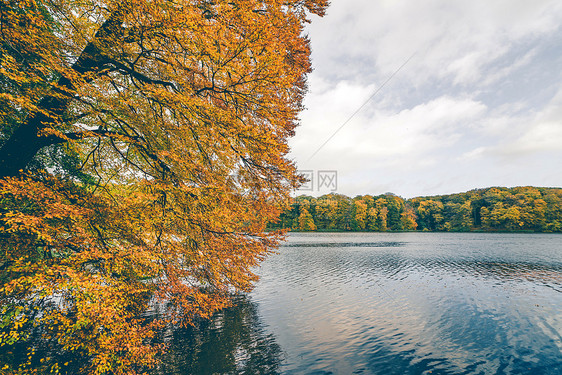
[0,8,125,178]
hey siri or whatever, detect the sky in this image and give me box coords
[290,0,562,198]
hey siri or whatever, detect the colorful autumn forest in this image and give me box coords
[270,187,562,233]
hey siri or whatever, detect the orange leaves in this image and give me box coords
[0,171,283,373]
[1,0,328,373]
[0,175,162,372]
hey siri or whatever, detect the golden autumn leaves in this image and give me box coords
[0,0,329,373]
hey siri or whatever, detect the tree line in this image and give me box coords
[270,187,562,232]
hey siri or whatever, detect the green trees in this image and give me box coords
[414,199,444,231]
[296,208,317,231]
[400,207,418,231]
[270,187,562,233]
[350,200,367,231]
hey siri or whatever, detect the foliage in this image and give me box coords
[0,0,328,373]
[294,207,316,231]
[271,187,562,233]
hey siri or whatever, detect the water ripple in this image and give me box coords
[252,232,562,374]
[283,241,406,248]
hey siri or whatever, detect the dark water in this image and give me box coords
[154,293,283,374]
[161,233,562,374]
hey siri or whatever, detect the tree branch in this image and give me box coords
[41,128,140,147]
[0,5,127,178]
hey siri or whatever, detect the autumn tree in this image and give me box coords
[350,199,367,231]
[378,206,389,231]
[416,199,445,231]
[480,206,492,229]
[279,188,562,233]
[366,206,379,231]
[373,198,389,231]
[445,201,472,231]
[383,194,404,230]
[0,0,328,373]
[314,197,338,230]
[296,207,317,231]
[400,206,417,231]
[543,189,562,231]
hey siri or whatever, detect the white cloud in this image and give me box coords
[455,85,562,164]
[460,147,487,161]
[495,88,562,155]
[481,48,539,87]
[308,0,562,87]
[509,122,562,153]
[353,96,487,159]
[296,81,487,159]
[293,0,562,197]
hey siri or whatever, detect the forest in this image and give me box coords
[270,187,562,232]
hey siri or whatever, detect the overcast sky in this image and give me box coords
[290,0,562,198]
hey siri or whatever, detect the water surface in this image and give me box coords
[165,232,562,374]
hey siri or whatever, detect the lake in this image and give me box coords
[157,232,562,374]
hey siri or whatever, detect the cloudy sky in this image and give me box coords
[290,0,562,198]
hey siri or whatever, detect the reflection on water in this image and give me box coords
[156,233,562,374]
[7,234,560,373]
[152,294,282,374]
[252,233,562,374]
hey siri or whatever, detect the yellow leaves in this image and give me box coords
[1,0,328,373]
[0,56,31,85]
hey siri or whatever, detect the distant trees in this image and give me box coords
[414,199,445,231]
[269,187,562,233]
[400,207,418,231]
[296,208,317,231]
